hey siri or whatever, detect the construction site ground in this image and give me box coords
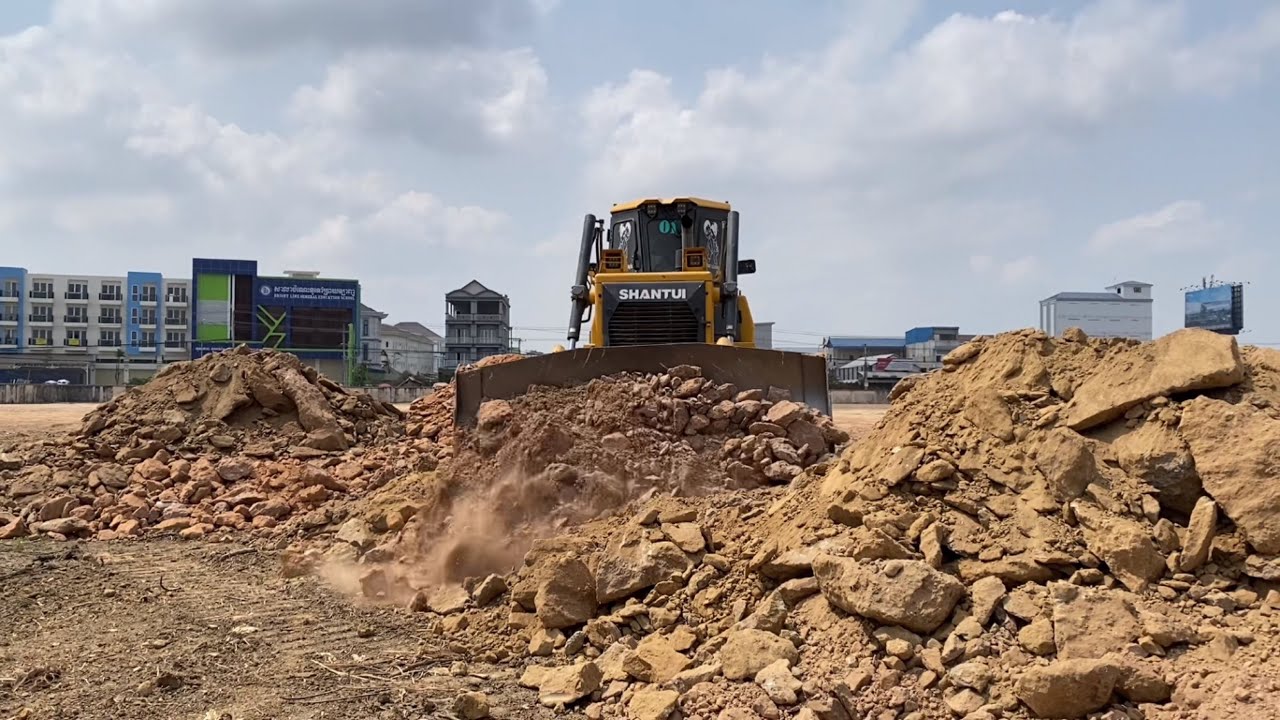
[0,401,886,720]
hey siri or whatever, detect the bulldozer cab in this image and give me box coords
[606,198,731,274]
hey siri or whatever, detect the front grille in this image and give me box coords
[607,302,701,346]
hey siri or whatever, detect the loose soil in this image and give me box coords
[0,537,548,720]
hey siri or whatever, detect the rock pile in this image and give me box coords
[0,346,407,540]
[311,364,847,593]
[382,328,1280,720]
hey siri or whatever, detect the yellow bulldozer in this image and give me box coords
[453,197,830,424]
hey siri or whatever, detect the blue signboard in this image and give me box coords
[253,277,358,307]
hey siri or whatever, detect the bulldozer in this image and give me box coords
[453,197,830,424]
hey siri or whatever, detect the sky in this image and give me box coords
[1,0,1278,351]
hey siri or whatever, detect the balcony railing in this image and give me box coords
[0,289,19,298]
[165,295,189,304]
[98,292,122,301]
[28,315,53,323]
[64,338,88,348]
[0,315,18,323]
[28,338,52,347]
[28,290,53,300]
[64,315,88,324]
[98,316,122,324]
[65,291,89,300]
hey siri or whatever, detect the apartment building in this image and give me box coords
[0,267,191,360]
[443,280,512,368]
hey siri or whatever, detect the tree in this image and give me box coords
[350,364,370,387]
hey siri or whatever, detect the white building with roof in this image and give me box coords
[382,321,444,378]
[1039,280,1153,341]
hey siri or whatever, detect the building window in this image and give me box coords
[362,319,370,336]
[29,307,53,323]
[165,285,188,303]
[66,328,86,346]
[1,329,17,345]
[133,283,158,302]
[139,309,157,326]
[1,279,18,298]
[65,306,87,323]
[165,308,187,325]
[100,283,122,301]
[31,328,52,345]
[139,331,156,347]
[30,280,53,299]
[99,308,121,324]
[1133,287,1142,294]
[65,281,89,300]
[165,331,186,349]
[100,330,120,347]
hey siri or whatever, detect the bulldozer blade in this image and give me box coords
[453,343,830,427]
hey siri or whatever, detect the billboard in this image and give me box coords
[1184,284,1244,334]
[252,276,359,354]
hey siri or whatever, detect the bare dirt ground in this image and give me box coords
[0,404,99,443]
[0,402,888,720]
[0,538,541,720]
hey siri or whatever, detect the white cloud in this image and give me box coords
[52,0,549,54]
[1088,200,1221,255]
[578,2,1280,201]
[289,47,550,152]
[969,254,1040,285]
[0,7,519,321]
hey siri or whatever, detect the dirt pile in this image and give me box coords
[379,328,1280,720]
[310,364,847,596]
[0,346,409,541]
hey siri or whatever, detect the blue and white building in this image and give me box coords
[0,267,190,361]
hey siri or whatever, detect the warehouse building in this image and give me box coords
[1039,281,1153,341]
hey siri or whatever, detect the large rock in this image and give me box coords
[812,556,965,634]
[277,367,341,433]
[964,388,1015,441]
[1064,329,1244,431]
[720,630,798,680]
[622,635,690,684]
[628,688,679,720]
[595,539,692,604]
[1110,421,1201,514]
[1179,397,1280,553]
[1015,659,1120,718]
[1179,497,1217,572]
[533,662,602,707]
[536,557,597,629]
[1033,429,1098,501]
[1050,584,1141,660]
[1072,503,1165,592]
